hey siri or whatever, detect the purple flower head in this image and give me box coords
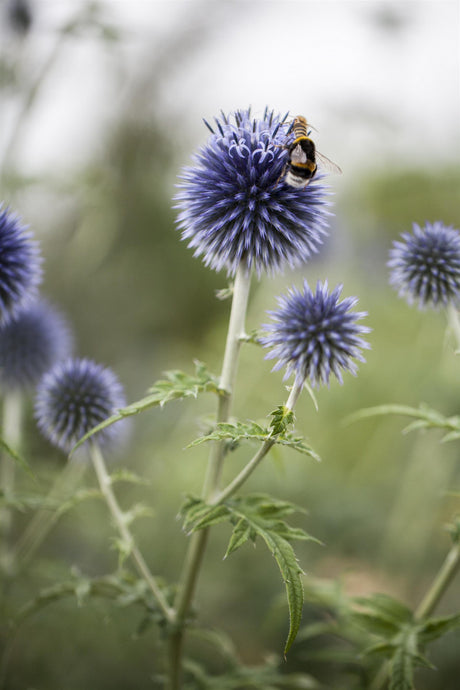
[175,108,331,276]
[261,280,370,387]
[0,300,72,391]
[35,358,126,454]
[388,221,460,309]
[0,205,42,325]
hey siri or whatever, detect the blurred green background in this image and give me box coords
[1,1,460,688]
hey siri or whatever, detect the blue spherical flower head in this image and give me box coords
[261,281,370,387]
[0,300,73,391]
[35,358,126,454]
[175,108,331,276]
[388,221,460,308]
[0,205,42,325]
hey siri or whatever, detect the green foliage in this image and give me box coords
[71,361,221,453]
[346,403,460,443]
[182,656,320,689]
[181,493,320,655]
[14,570,169,629]
[0,437,35,481]
[351,594,460,689]
[188,419,320,461]
[270,406,295,435]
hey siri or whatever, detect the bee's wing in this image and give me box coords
[315,150,342,175]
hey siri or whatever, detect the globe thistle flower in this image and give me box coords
[261,281,370,387]
[175,108,330,276]
[0,205,42,325]
[0,300,72,391]
[35,358,126,453]
[388,221,460,308]
[7,0,33,34]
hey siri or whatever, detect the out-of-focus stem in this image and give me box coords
[90,444,174,624]
[415,542,460,620]
[447,304,460,352]
[0,392,23,571]
[168,265,252,690]
[13,460,86,568]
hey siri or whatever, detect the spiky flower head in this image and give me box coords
[175,108,330,276]
[0,205,42,325]
[0,300,72,391]
[35,358,126,453]
[261,280,370,387]
[388,221,460,308]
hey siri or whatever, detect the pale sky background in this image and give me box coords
[1,0,460,179]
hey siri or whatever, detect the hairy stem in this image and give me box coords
[90,444,174,624]
[168,265,252,690]
[0,392,23,572]
[212,378,304,506]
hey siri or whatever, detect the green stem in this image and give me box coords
[0,392,23,573]
[168,265,252,690]
[13,460,86,569]
[447,304,460,352]
[211,378,304,506]
[90,444,174,624]
[202,266,252,499]
[414,542,460,620]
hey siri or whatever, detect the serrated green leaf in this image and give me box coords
[270,405,295,435]
[264,531,304,656]
[441,431,460,443]
[182,493,315,655]
[418,613,460,644]
[0,492,59,512]
[122,502,155,528]
[390,646,414,690]
[15,571,165,628]
[354,593,414,625]
[351,611,401,638]
[188,420,319,461]
[55,488,102,519]
[345,404,460,442]
[224,518,252,558]
[187,420,266,448]
[180,497,229,534]
[412,652,436,670]
[70,361,221,454]
[190,505,230,532]
[363,641,398,657]
[275,433,321,461]
[109,469,150,486]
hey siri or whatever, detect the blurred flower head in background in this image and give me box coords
[0,300,72,391]
[261,280,370,387]
[175,107,330,276]
[388,221,460,309]
[6,0,33,34]
[0,205,42,326]
[35,358,126,454]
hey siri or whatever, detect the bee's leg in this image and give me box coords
[275,164,287,188]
